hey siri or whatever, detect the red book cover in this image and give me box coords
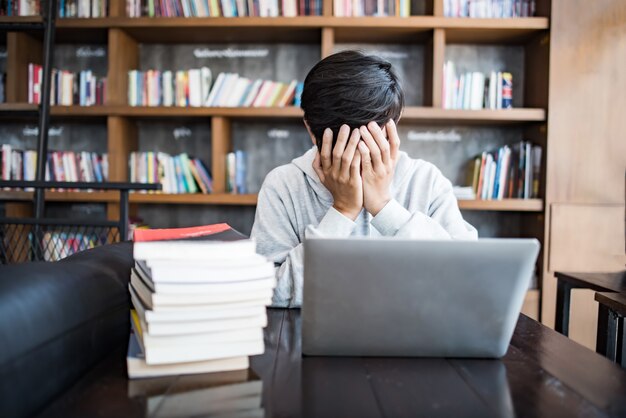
[133,223,245,242]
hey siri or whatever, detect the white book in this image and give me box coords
[127,333,249,378]
[141,311,267,337]
[455,73,464,110]
[487,159,497,200]
[143,254,268,270]
[200,67,213,106]
[205,72,225,106]
[524,142,532,199]
[131,272,274,309]
[463,72,472,110]
[162,71,174,106]
[470,72,485,110]
[134,267,275,295]
[228,78,251,107]
[156,152,170,193]
[145,338,264,365]
[188,69,203,107]
[133,237,256,261]
[496,71,503,109]
[497,147,511,200]
[131,285,269,324]
[218,74,240,107]
[140,260,275,284]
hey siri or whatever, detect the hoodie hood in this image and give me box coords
[290,146,416,203]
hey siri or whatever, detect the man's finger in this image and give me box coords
[367,121,390,166]
[358,141,373,173]
[312,151,325,182]
[332,124,351,177]
[359,125,382,170]
[350,148,361,181]
[339,128,361,180]
[387,119,401,162]
[320,128,333,171]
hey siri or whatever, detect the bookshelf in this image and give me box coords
[0,0,551,319]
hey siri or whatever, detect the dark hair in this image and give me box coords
[300,50,404,148]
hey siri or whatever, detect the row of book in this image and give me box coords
[128,223,275,380]
[128,68,302,108]
[443,62,513,110]
[129,151,213,194]
[333,0,410,17]
[468,141,541,200]
[226,150,247,194]
[443,0,536,18]
[28,64,106,106]
[127,0,321,17]
[0,0,107,16]
[1,145,109,183]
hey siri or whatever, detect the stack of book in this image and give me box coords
[59,0,108,17]
[333,0,410,17]
[129,151,213,194]
[226,150,247,194]
[444,0,535,17]
[127,223,275,379]
[1,145,109,184]
[29,64,106,106]
[128,68,302,108]
[469,141,541,200]
[127,0,321,17]
[443,62,513,110]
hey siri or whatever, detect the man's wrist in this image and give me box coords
[366,196,391,217]
[332,204,361,221]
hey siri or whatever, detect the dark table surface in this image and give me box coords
[556,271,626,293]
[37,309,626,418]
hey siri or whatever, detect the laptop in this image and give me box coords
[302,238,540,358]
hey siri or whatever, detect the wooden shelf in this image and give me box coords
[110,105,304,118]
[0,190,258,205]
[50,16,549,44]
[0,190,540,211]
[402,108,546,124]
[0,105,545,124]
[0,16,43,24]
[130,193,258,205]
[457,198,543,212]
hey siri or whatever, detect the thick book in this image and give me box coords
[136,259,275,283]
[130,284,269,325]
[133,223,255,261]
[127,333,249,379]
[132,267,275,294]
[130,270,274,308]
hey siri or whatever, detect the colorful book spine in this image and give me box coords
[128,68,299,108]
[128,151,213,194]
[443,62,514,110]
[126,0,321,16]
[470,141,541,200]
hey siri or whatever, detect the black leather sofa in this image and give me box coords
[0,242,134,418]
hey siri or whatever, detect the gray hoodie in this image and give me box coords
[250,146,478,308]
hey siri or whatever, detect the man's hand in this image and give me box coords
[358,119,401,216]
[312,125,363,221]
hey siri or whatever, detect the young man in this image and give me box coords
[251,50,478,308]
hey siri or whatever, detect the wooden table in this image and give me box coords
[37,309,626,418]
[554,271,626,354]
[595,292,626,367]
